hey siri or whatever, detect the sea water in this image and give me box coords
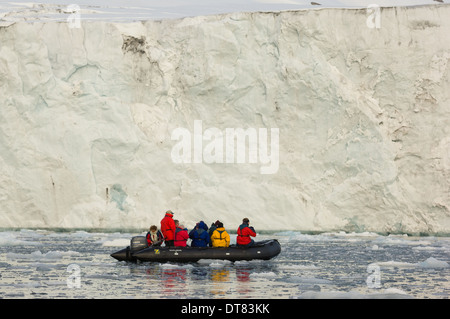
[0,229,448,299]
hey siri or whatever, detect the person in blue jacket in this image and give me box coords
[189,221,210,247]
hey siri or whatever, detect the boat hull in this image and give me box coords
[110,247,137,262]
[111,239,281,263]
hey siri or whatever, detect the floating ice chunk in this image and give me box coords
[197,259,232,266]
[34,263,59,271]
[377,260,417,268]
[45,280,68,286]
[285,276,332,284]
[71,231,94,238]
[323,231,379,238]
[6,250,81,260]
[296,289,413,299]
[234,260,249,266]
[160,263,181,269]
[0,232,40,246]
[15,282,42,288]
[413,246,446,251]
[209,262,228,268]
[158,263,194,269]
[372,236,433,247]
[102,238,130,247]
[43,250,81,259]
[418,257,449,268]
[383,288,408,295]
[276,264,318,270]
[375,257,449,269]
[249,271,277,278]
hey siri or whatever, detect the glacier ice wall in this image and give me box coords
[0,5,449,234]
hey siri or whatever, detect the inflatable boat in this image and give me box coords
[110,236,281,263]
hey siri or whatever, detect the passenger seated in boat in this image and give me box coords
[237,218,256,247]
[211,222,230,248]
[174,220,189,247]
[146,225,163,246]
[208,220,220,247]
[189,221,210,247]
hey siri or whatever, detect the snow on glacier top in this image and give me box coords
[0,0,445,23]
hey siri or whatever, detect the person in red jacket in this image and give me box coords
[160,210,176,247]
[174,220,189,247]
[237,218,256,247]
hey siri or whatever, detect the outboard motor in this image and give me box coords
[130,236,148,253]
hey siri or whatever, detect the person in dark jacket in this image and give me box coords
[146,225,163,246]
[189,221,210,247]
[237,218,256,247]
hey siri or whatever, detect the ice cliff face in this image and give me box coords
[0,5,449,234]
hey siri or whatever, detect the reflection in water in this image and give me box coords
[137,262,268,298]
[161,268,187,293]
[236,268,251,282]
[236,267,252,295]
[210,268,230,296]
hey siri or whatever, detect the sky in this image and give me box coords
[0,0,446,22]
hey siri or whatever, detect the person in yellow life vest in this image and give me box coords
[211,222,230,247]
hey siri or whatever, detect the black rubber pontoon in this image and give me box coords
[110,237,281,263]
